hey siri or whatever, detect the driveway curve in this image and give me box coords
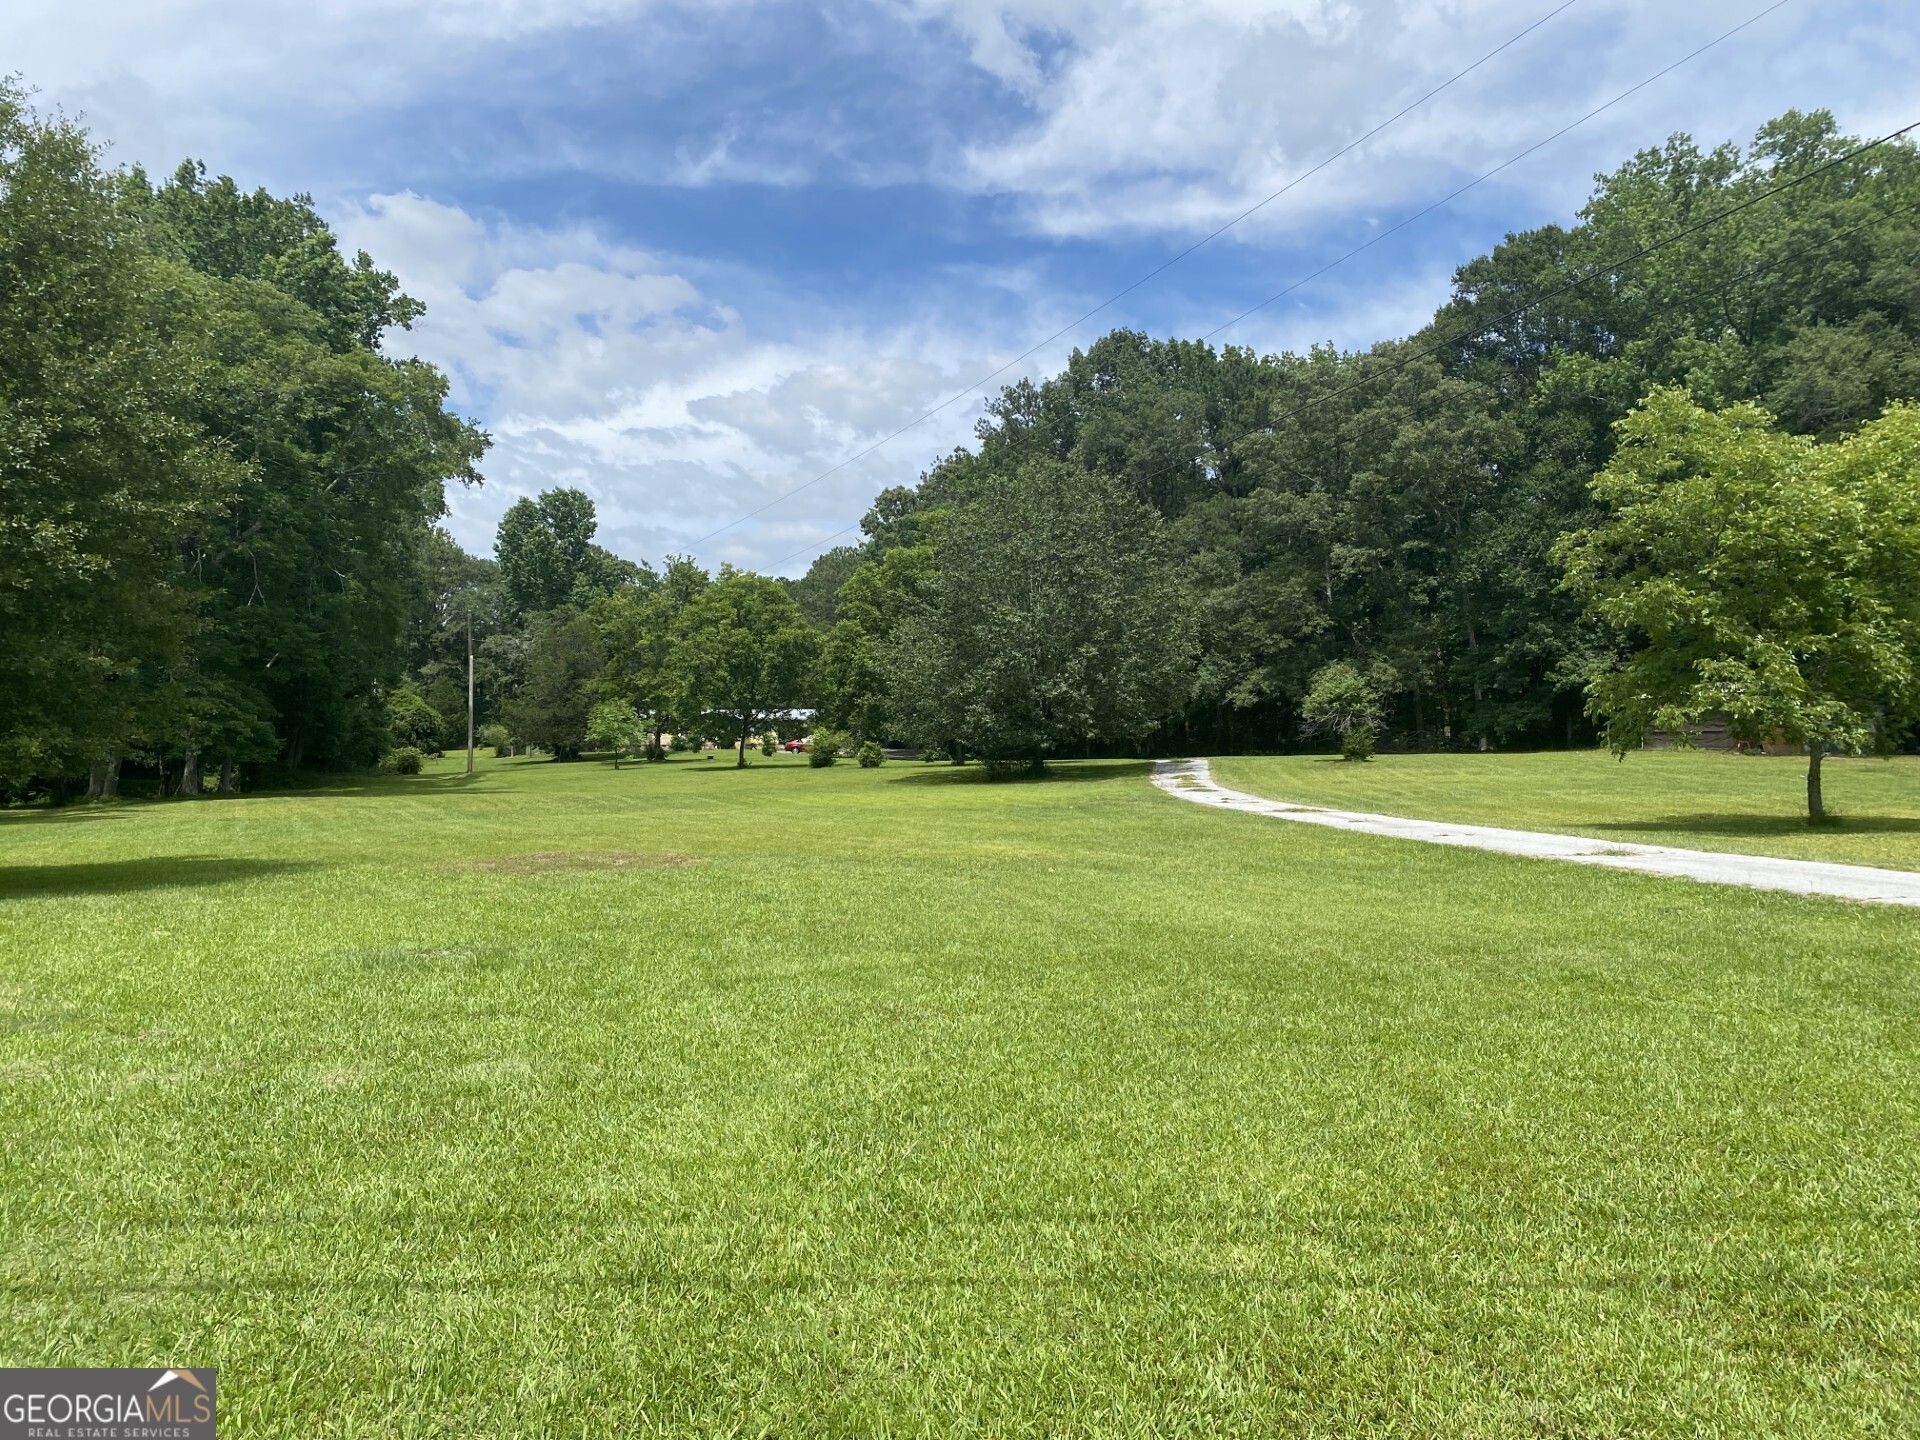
[1152,758,1920,908]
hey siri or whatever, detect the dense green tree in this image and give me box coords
[785,544,863,629]
[595,556,709,753]
[495,488,640,620]
[886,461,1195,772]
[503,611,604,761]
[0,87,238,787]
[386,685,446,754]
[1558,390,1920,820]
[816,543,938,740]
[585,698,645,767]
[671,570,820,768]
[141,161,488,774]
[1300,661,1386,755]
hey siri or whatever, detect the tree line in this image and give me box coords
[8,95,1919,811]
[2,83,484,800]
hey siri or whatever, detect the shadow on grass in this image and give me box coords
[0,856,318,901]
[892,760,1156,787]
[1590,813,1920,840]
[0,806,135,828]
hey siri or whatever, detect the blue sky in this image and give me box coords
[9,0,1916,573]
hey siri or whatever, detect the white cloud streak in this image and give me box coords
[334,194,1045,573]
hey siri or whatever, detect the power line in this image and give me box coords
[1202,0,1797,343]
[688,0,1588,551]
[767,118,1918,575]
[1237,120,1920,437]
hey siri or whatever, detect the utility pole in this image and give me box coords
[466,610,476,777]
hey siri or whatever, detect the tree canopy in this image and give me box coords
[8,95,1920,807]
[1559,389,1920,819]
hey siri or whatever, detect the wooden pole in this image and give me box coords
[466,611,476,777]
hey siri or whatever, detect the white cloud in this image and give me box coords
[333,193,1042,574]
[914,0,1920,239]
[14,0,1915,576]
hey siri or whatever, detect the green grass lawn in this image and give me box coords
[1213,749,1920,871]
[3,752,1918,1436]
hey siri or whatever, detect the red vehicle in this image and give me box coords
[783,738,808,752]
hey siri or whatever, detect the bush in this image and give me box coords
[669,732,697,753]
[809,729,849,767]
[856,740,885,768]
[1340,725,1376,763]
[380,747,424,775]
[761,734,778,757]
[476,723,511,756]
[386,687,445,753]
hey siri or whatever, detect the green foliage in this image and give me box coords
[761,734,779,757]
[585,698,645,768]
[886,461,1194,771]
[595,555,709,748]
[504,612,603,761]
[378,746,422,775]
[0,85,240,783]
[671,570,820,768]
[1558,389,1920,819]
[785,544,864,629]
[807,109,1920,757]
[386,686,446,754]
[856,740,885,768]
[476,723,512,756]
[1301,662,1386,764]
[147,161,488,774]
[495,488,639,621]
[808,730,847,768]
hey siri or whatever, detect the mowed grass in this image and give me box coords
[2,752,1918,1437]
[1214,749,1920,871]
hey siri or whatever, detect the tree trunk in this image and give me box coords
[1807,746,1825,824]
[218,758,235,793]
[177,751,203,796]
[737,713,750,768]
[86,756,120,801]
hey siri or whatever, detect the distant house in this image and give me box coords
[1643,716,1735,751]
[1644,715,1799,754]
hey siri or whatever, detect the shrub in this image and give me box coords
[669,732,697,752]
[386,687,445,752]
[809,729,849,767]
[1301,660,1387,760]
[476,723,511,756]
[380,747,423,775]
[856,740,885,768]
[761,734,778,757]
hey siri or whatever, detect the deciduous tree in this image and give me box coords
[1558,389,1920,821]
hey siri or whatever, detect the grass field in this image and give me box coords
[3,752,1918,1435]
[1213,749,1920,871]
